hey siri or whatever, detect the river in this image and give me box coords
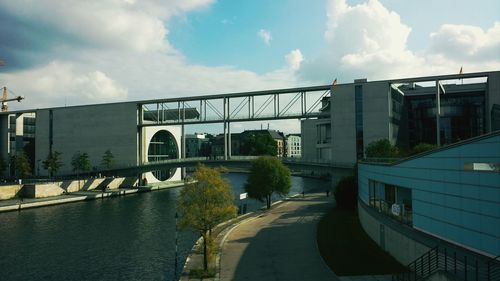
[0,173,330,281]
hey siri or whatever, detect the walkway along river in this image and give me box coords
[0,173,330,281]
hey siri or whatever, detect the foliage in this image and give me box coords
[71,152,91,174]
[245,156,291,209]
[14,151,32,178]
[0,156,6,175]
[43,151,63,178]
[177,164,237,271]
[333,176,358,210]
[365,139,399,158]
[101,149,115,169]
[240,132,277,156]
[409,143,438,156]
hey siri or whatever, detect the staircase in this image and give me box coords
[392,247,500,281]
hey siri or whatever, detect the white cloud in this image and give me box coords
[258,29,272,45]
[300,0,500,83]
[285,49,304,71]
[430,22,500,62]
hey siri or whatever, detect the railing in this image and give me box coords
[487,255,500,281]
[393,246,498,281]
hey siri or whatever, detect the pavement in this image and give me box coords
[219,193,339,281]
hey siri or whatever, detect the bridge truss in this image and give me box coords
[138,85,332,160]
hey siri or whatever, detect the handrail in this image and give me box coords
[393,246,496,281]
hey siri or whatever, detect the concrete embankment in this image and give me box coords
[0,181,185,213]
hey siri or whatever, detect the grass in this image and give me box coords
[189,268,216,279]
[317,207,407,276]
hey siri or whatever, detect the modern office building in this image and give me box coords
[358,131,500,262]
[301,71,500,165]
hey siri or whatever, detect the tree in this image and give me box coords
[101,149,115,169]
[365,139,399,159]
[409,143,438,156]
[71,152,91,175]
[334,176,358,210]
[43,151,63,178]
[240,132,277,156]
[14,151,31,178]
[245,156,291,209]
[177,164,237,272]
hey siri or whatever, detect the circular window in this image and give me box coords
[147,130,178,181]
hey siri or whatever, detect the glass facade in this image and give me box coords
[147,130,178,181]
[355,85,364,159]
[406,92,485,147]
[368,180,413,225]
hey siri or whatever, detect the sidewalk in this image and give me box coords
[180,193,339,281]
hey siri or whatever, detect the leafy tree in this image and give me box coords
[43,151,63,178]
[14,151,31,178]
[240,132,277,156]
[71,152,91,175]
[177,164,237,272]
[101,149,115,169]
[245,156,291,209]
[334,176,358,210]
[0,156,6,175]
[365,139,399,158]
[409,143,438,156]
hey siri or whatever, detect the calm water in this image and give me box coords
[0,173,329,281]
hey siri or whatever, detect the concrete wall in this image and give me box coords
[35,103,139,176]
[358,201,431,266]
[0,185,22,200]
[301,119,319,161]
[358,132,500,257]
[362,81,392,145]
[23,183,65,198]
[331,84,357,164]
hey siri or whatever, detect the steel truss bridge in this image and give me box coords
[138,85,332,159]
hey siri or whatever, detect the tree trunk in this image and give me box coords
[203,231,208,271]
[266,194,272,209]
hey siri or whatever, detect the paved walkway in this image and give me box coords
[219,193,339,281]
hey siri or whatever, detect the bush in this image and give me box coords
[409,143,437,156]
[365,139,399,158]
[334,176,358,210]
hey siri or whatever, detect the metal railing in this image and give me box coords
[393,246,499,281]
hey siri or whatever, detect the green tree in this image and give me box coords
[240,132,277,156]
[0,156,6,175]
[42,151,63,178]
[71,152,91,175]
[177,164,237,272]
[245,156,291,209]
[14,151,31,178]
[333,176,358,210]
[409,143,438,156]
[101,149,115,169]
[365,139,399,159]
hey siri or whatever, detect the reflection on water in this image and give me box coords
[0,173,329,281]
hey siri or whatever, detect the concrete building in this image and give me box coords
[285,134,301,158]
[358,131,500,262]
[301,71,500,165]
[0,103,182,183]
[185,133,211,158]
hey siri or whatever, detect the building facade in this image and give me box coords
[285,134,301,158]
[358,131,500,259]
[301,71,500,165]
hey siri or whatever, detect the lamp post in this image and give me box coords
[174,211,179,280]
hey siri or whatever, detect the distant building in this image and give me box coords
[285,134,301,158]
[185,133,210,158]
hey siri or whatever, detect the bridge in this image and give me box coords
[78,156,354,178]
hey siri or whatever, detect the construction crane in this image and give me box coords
[1,86,24,112]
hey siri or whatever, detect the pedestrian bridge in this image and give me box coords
[94,156,354,177]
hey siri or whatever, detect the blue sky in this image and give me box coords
[0,0,498,133]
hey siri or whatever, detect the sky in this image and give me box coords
[0,0,499,133]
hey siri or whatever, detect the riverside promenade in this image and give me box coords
[219,193,338,281]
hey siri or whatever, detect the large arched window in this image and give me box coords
[147,130,178,181]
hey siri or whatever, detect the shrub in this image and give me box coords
[334,176,358,210]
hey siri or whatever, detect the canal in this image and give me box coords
[0,173,330,281]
